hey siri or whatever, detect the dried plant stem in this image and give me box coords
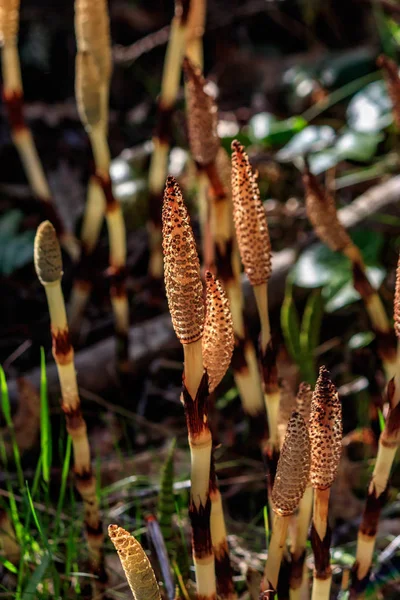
[0,41,75,257]
[351,384,400,591]
[147,2,188,278]
[343,244,396,378]
[311,488,332,600]
[263,514,290,591]
[45,281,104,573]
[34,223,104,580]
[290,485,313,598]
[0,509,19,564]
[185,0,206,67]
[210,462,236,600]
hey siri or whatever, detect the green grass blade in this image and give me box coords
[0,366,24,489]
[54,435,72,535]
[281,281,302,363]
[40,348,52,484]
[21,553,51,600]
[263,504,270,548]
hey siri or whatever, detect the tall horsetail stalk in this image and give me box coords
[147,0,189,279]
[303,163,396,379]
[377,54,400,130]
[309,367,342,600]
[162,176,213,599]
[290,383,314,600]
[72,0,130,369]
[163,177,235,599]
[230,141,280,469]
[350,256,400,595]
[108,525,161,600]
[183,58,265,438]
[0,0,76,258]
[203,273,236,599]
[261,412,311,595]
[34,221,105,582]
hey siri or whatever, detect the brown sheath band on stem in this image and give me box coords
[189,495,212,559]
[310,522,332,579]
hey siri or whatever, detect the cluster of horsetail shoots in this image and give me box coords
[0,0,76,258]
[108,525,161,600]
[163,176,235,599]
[303,163,396,379]
[262,411,311,595]
[309,367,342,600]
[163,176,214,599]
[183,58,265,439]
[290,382,314,600]
[231,140,280,466]
[350,256,400,595]
[71,0,130,369]
[33,221,104,581]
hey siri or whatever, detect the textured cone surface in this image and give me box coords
[183,57,220,166]
[296,382,313,424]
[108,525,161,600]
[162,177,205,344]
[75,0,112,85]
[272,411,311,516]
[309,366,342,490]
[34,221,63,284]
[202,271,234,392]
[75,51,102,130]
[378,55,400,129]
[231,140,272,286]
[394,253,400,339]
[303,165,352,252]
[278,381,297,448]
[0,0,19,44]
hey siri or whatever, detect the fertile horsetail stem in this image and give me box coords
[162,177,216,600]
[309,367,342,600]
[0,0,76,257]
[377,54,400,130]
[34,221,104,581]
[290,382,314,599]
[72,0,130,368]
[231,140,279,466]
[351,260,400,594]
[202,271,234,393]
[303,164,396,379]
[262,412,311,595]
[108,525,161,600]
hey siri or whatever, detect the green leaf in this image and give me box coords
[347,80,392,133]
[265,116,308,147]
[21,553,51,600]
[276,125,336,162]
[348,331,376,350]
[0,367,24,489]
[335,129,384,162]
[0,210,23,240]
[300,290,324,357]
[248,112,278,142]
[292,230,385,290]
[281,282,302,362]
[324,266,386,313]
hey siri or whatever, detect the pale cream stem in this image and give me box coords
[311,576,332,600]
[253,283,271,352]
[313,488,330,542]
[370,442,397,497]
[294,485,313,558]
[263,514,290,591]
[2,42,22,91]
[183,339,204,400]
